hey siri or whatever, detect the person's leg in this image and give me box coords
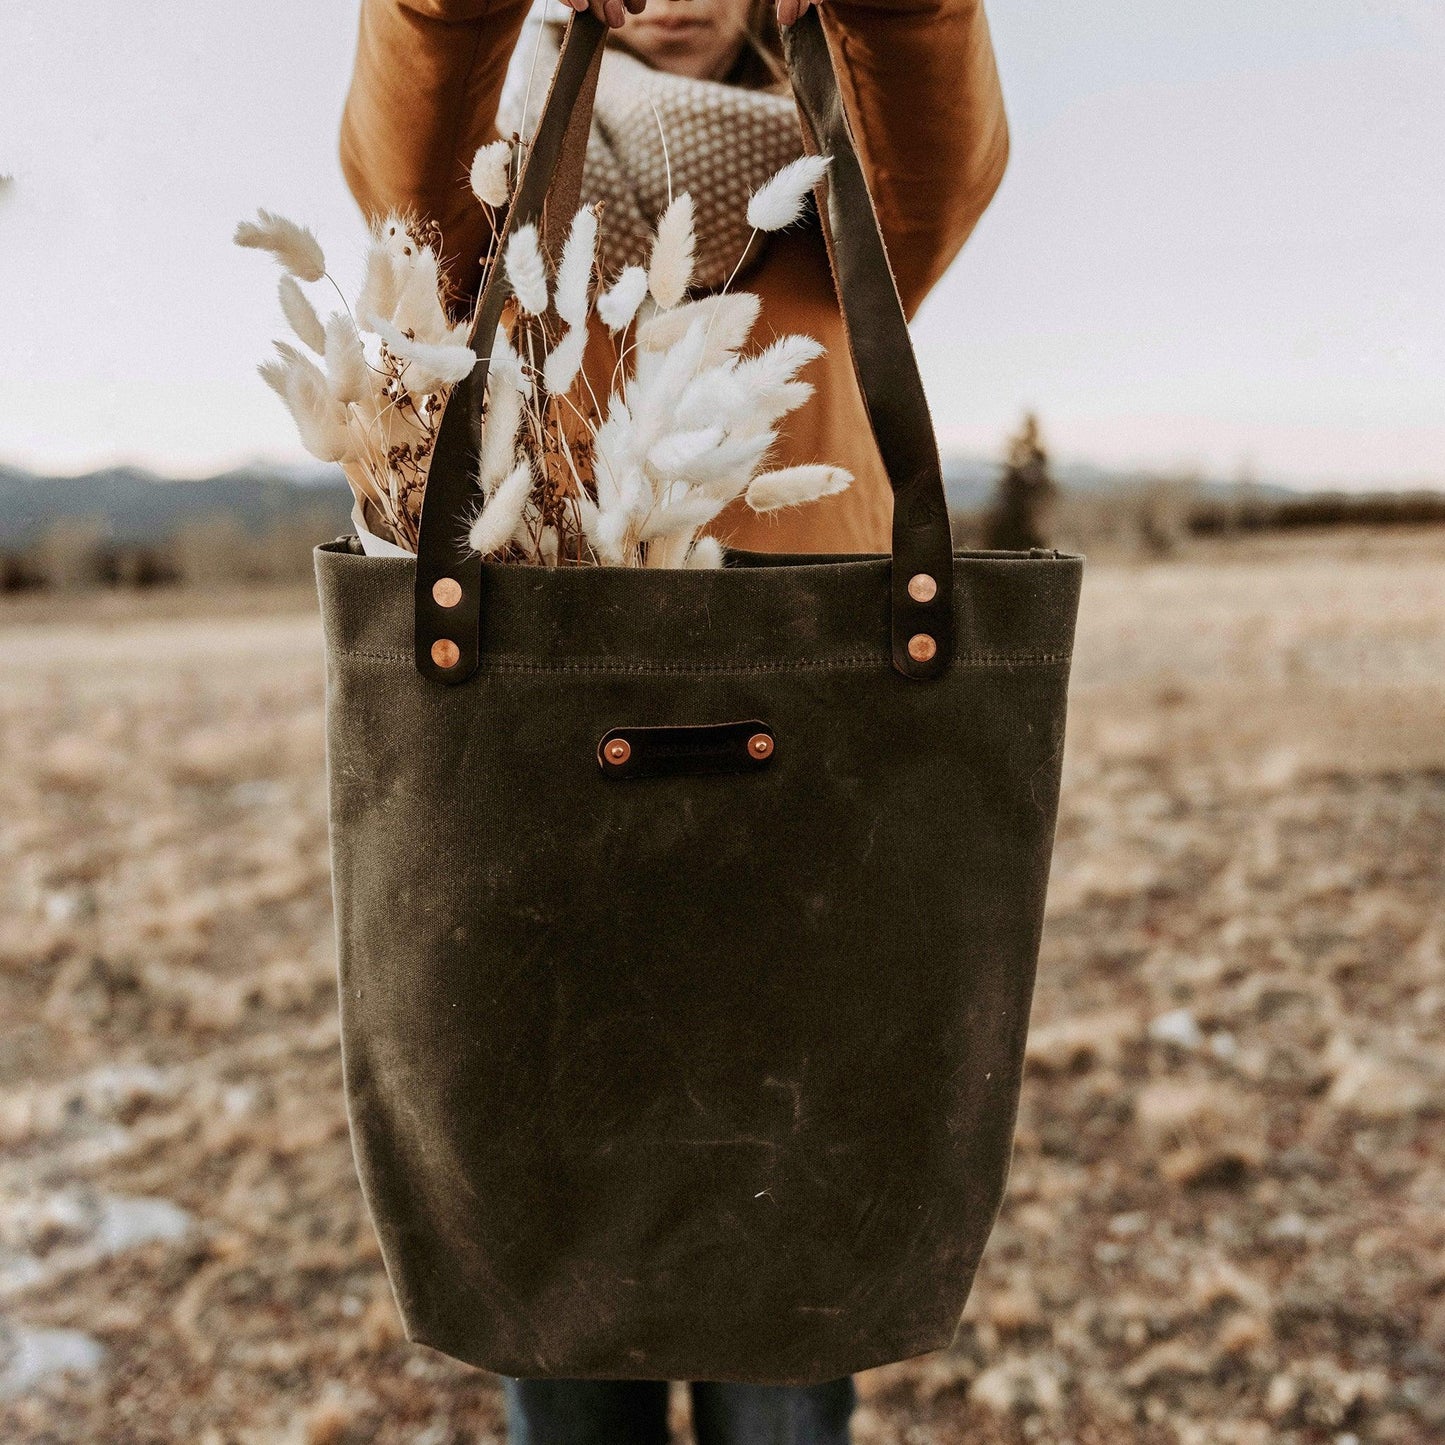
[689,1377,856,1445]
[501,1377,672,1445]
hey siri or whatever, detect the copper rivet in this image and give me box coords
[432,577,463,608]
[748,733,774,759]
[907,572,937,603]
[605,738,631,765]
[908,633,937,664]
[431,638,460,669]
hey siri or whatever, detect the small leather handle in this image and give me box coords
[413,8,953,684]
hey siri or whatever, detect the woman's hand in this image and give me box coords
[772,0,818,26]
[563,0,645,30]
[563,0,819,33]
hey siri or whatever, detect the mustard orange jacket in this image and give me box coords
[340,0,1008,554]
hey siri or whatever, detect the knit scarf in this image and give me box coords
[498,19,806,291]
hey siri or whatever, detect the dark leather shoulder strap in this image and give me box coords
[414,14,607,683]
[414,8,953,684]
[782,9,952,678]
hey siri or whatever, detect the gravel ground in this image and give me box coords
[0,529,1441,1444]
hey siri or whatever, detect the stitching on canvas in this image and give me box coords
[336,649,1072,674]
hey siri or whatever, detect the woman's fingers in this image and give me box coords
[572,0,810,31]
[571,0,626,27]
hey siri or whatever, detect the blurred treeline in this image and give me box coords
[952,414,1445,560]
[4,425,1444,592]
[952,477,1445,560]
[0,510,343,593]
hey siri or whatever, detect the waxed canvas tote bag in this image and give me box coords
[314,10,1082,1386]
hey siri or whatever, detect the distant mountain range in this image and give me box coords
[0,464,354,549]
[0,457,1309,551]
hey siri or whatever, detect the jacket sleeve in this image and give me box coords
[339,0,534,302]
[820,0,1008,316]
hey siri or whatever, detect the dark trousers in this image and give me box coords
[501,1376,856,1445]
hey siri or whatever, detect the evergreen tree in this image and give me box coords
[985,412,1056,551]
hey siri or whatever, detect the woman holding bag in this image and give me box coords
[340,0,1007,559]
[336,0,1010,1441]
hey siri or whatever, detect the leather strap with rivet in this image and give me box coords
[413,12,608,684]
[413,7,954,683]
[781,10,953,679]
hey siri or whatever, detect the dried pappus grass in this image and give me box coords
[648,192,695,309]
[598,266,649,332]
[323,313,369,407]
[278,275,326,354]
[242,148,846,566]
[746,154,831,233]
[372,317,477,390]
[470,138,512,208]
[746,464,852,513]
[504,224,549,317]
[543,326,588,396]
[467,461,532,557]
[555,206,599,329]
[238,204,478,551]
[234,209,326,281]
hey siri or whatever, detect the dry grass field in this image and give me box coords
[0,529,1442,1444]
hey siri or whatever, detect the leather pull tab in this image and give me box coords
[598,721,778,780]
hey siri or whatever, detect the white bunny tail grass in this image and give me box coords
[467,460,532,556]
[572,486,620,565]
[357,236,401,328]
[555,206,598,330]
[504,223,549,315]
[672,430,774,493]
[746,154,831,233]
[376,214,420,257]
[390,245,451,346]
[234,209,326,282]
[735,332,825,394]
[648,192,695,309]
[685,535,725,569]
[372,316,477,390]
[638,490,727,542]
[597,266,649,331]
[543,325,588,397]
[282,357,353,463]
[647,427,724,479]
[469,139,511,207]
[257,357,290,398]
[731,379,815,440]
[324,313,369,406]
[746,464,852,513]
[644,529,699,570]
[478,374,523,493]
[487,328,531,404]
[673,367,750,434]
[699,292,762,367]
[638,292,760,363]
[624,322,711,460]
[278,275,326,354]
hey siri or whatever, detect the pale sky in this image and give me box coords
[2,0,1442,487]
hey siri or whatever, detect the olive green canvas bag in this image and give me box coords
[314,10,1082,1386]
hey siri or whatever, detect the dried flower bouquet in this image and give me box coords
[238,140,850,568]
